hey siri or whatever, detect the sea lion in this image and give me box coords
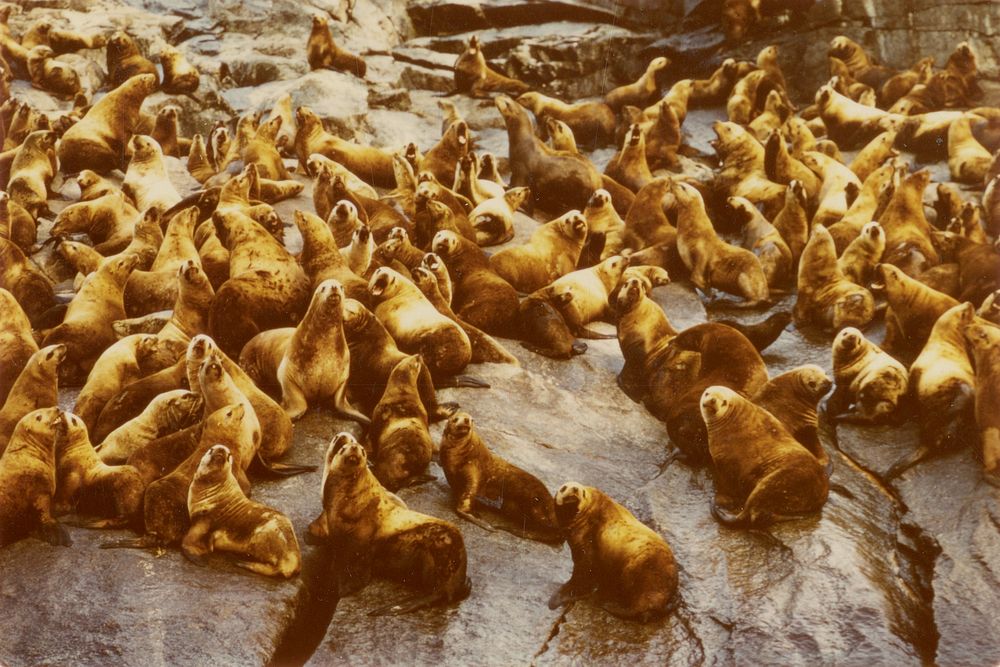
[106,31,158,88]
[96,389,203,464]
[712,120,786,217]
[604,56,668,111]
[77,169,118,201]
[814,84,894,148]
[159,44,198,95]
[613,272,679,402]
[421,119,469,186]
[948,115,992,184]
[605,124,653,193]
[90,358,188,443]
[54,412,144,528]
[837,221,885,286]
[674,183,769,306]
[241,116,288,181]
[293,209,370,302]
[469,186,530,247]
[454,152,505,206]
[306,432,471,615]
[495,95,602,213]
[42,253,139,384]
[489,209,588,294]
[517,91,616,149]
[539,254,629,339]
[729,195,792,289]
[751,365,833,469]
[122,134,182,213]
[306,13,366,77]
[0,407,70,547]
[827,36,896,90]
[340,224,373,276]
[965,322,1000,482]
[771,179,809,267]
[886,303,977,478]
[0,344,64,454]
[72,334,164,431]
[156,260,215,347]
[803,149,863,227]
[439,411,559,541]
[6,129,56,219]
[702,386,829,526]
[366,355,436,491]
[849,129,898,182]
[57,73,158,174]
[368,267,472,377]
[0,189,36,250]
[183,444,301,577]
[50,190,141,254]
[239,280,367,423]
[431,230,520,334]
[762,131,821,206]
[794,225,875,331]
[548,482,677,621]
[452,34,529,97]
[515,293,587,359]
[26,45,80,98]
[878,263,959,356]
[828,327,909,424]
[584,188,626,260]
[0,236,56,325]
[149,106,184,158]
[0,288,38,405]
[293,106,394,187]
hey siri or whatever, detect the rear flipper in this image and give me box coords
[253,453,318,477]
[885,447,935,480]
[457,509,496,533]
[571,325,616,340]
[548,579,597,610]
[37,520,72,547]
[434,374,490,389]
[100,534,164,550]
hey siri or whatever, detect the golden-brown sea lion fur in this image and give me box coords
[828,327,908,424]
[488,209,588,294]
[794,224,875,331]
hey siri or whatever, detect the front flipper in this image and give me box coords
[38,520,72,547]
[456,508,496,533]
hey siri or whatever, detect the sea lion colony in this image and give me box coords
[0,3,998,623]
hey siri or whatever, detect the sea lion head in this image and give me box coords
[38,344,67,372]
[585,188,611,213]
[443,411,473,441]
[467,35,480,53]
[874,263,902,289]
[833,326,864,356]
[331,199,357,226]
[648,56,669,73]
[700,385,736,423]
[517,294,583,358]
[392,354,423,385]
[557,210,587,242]
[166,390,204,420]
[368,267,398,300]
[61,411,87,443]
[107,252,140,283]
[341,298,370,335]
[431,229,460,258]
[27,44,55,63]
[76,169,101,191]
[199,352,225,387]
[12,407,64,448]
[313,279,345,314]
[126,134,160,162]
[327,432,367,475]
[421,251,445,275]
[445,119,469,149]
[965,321,1000,354]
[860,221,885,247]
[494,95,522,121]
[616,275,650,314]
[195,443,233,483]
[179,259,204,285]
[553,482,591,527]
[626,123,642,148]
[157,105,179,124]
[797,364,833,400]
[828,36,856,60]
[351,224,371,248]
[411,267,438,296]
[624,265,669,287]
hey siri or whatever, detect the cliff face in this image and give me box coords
[1,0,998,665]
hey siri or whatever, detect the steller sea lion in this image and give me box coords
[828,327,909,424]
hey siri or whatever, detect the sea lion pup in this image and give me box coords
[7,129,57,219]
[26,45,80,98]
[364,354,437,491]
[0,407,70,547]
[431,230,520,333]
[548,481,676,620]
[238,280,367,423]
[54,412,144,528]
[518,91,618,149]
[604,56,668,111]
[771,180,809,267]
[702,386,829,527]
[728,195,792,289]
[516,292,587,359]
[42,253,139,385]
[183,444,301,578]
[838,222,885,286]
[57,73,158,174]
[293,106,394,188]
[751,365,833,469]
[539,254,630,339]
[673,183,769,306]
[306,13,366,77]
[469,186,530,247]
[159,44,198,95]
[150,106,185,158]
[878,263,959,356]
[122,135,181,212]
[489,209,588,293]
[965,322,1000,482]
[794,225,875,331]
[421,119,469,186]
[452,34,529,97]
[368,267,472,378]
[96,389,203,464]
[72,334,163,431]
[439,411,560,542]
[50,191,141,254]
[604,124,653,193]
[77,169,118,201]
[584,188,626,259]
[828,327,909,424]
[106,31,158,88]
[0,344,65,454]
[0,288,38,405]
[884,303,977,478]
[827,36,895,89]
[495,95,602,213]
[307,432,471,614]
[711,121,786,217]
[948,115,992,184]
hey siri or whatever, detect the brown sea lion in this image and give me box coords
[0,407,70,547]
[306,13,366,77]
[293,106,394,187]
[0,236,56,325]
[751,365,833,469]
[548,482,677,620]
[452,34,529,97]
[6,129,56,219]
[878,263,959,356]
[50,191,140,254]
[159,44,199,95]
[794,225,875,331]
[95,389,203,464]
[439,411,560,541]
[702,386,829,526]
[827,36,896,90]
[72,334,164,431]
[604,56,669,111]
[293,209,369,302]
[948,115,992,184]
[106,31,158,88]
[0,288,38,405]
[828,327,909,424]
[837,221,885,286]
[183,444,301,577]
[0,344,64,455]
[605,124,653,193]
[306,432,471,614]
[729,195,792,289]
[517,91,616,149]
[965,322,1000,483]
[26,45,80,98]
[489,209,588,294]
[421,119,469,186]
[539,254,629,339]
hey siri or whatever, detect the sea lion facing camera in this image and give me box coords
[829,327,909,424]
[548,482,677,621]
[965,322,1000,482]
[307,432,471,615]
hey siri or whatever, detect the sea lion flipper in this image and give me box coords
[572,325,616,340]
[434,374,490,389]
[332,384,372,425]
[254,452,318,477]
[37,520,72,547]
[547,579,596,609]
[456,509,496,532]
[710,499,748,527]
